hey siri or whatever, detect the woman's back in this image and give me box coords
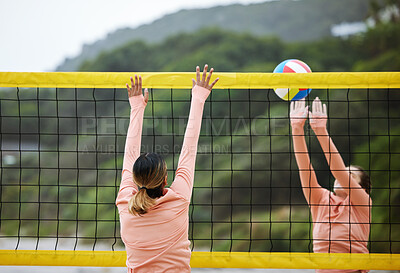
[117,187,191,272]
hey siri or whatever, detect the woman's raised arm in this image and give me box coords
[170,65,219,200]
[120,75,149,192]
[290,99,324,204]
[310,97,370,206]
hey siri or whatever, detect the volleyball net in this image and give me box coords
[0,72,399,270]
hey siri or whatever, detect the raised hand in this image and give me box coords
[290,99,308,129]
[192,64,219,91]
[309,97,327,132]
[126,75,149,104]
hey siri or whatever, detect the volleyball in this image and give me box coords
[273,59,312,101]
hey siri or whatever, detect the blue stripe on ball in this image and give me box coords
[291,89,312,101]
[273,59,291,73]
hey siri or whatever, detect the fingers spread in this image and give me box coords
[128,75,147,98]
[144,88,149,103]
[316,97,321,113]
[130,76,134,89]
[206,67,213,85]
[209,77,219,90]
[304,106,309,117]
[134,75,139,92]
[312,98,317,114]
[300,98,306,110]
[202,64,208,82]
[196,66,200,84]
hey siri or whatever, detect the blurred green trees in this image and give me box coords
[1,11,399,252]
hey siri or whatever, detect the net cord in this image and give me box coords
[0,250,399,269]
[1,72,400,89]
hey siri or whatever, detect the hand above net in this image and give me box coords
[192,64,219,91]
[309,97,327,132]
[290,99,308,129]
[126,74,149,106]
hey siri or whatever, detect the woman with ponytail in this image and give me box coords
[116,65,219,272]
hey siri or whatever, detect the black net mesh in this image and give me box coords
[0,86,399,253]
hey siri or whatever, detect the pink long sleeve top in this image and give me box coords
[116,85,210,273]
[292,127,371,273]
[311,189,370,273]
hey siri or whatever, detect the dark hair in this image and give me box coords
[351,165,371,195]
[128,153,167,215]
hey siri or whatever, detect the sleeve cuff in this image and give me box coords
[129,95,147,108]
[192,85,210,102]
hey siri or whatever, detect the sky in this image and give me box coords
[0,0,267,72]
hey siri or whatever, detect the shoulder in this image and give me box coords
[309,189,331,218]
[350,195,372,217]
[156,188,190,206]
[331,194,371,212]
[310,187,331,205]
[116,187,134,209]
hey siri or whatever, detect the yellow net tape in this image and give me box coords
[0,72,399,89]
[0,251,399,269]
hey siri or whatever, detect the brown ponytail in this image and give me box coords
[129,188,157,215]
[129,153,167,216]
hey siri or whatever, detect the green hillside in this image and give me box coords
[56,0,369,71]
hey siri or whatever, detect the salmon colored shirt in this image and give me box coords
[292,125,372,273]
[116,85,210,273]
[310,188,371,273]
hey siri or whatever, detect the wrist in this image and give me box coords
[129,95,147,108]
[291,125,305,134]
[313,127,328,136]
[192,85,210,102]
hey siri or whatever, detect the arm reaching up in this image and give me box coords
[309,97,370,206]
[170,65,219,200]
[290,99,324,204]
[120,75,149,193]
